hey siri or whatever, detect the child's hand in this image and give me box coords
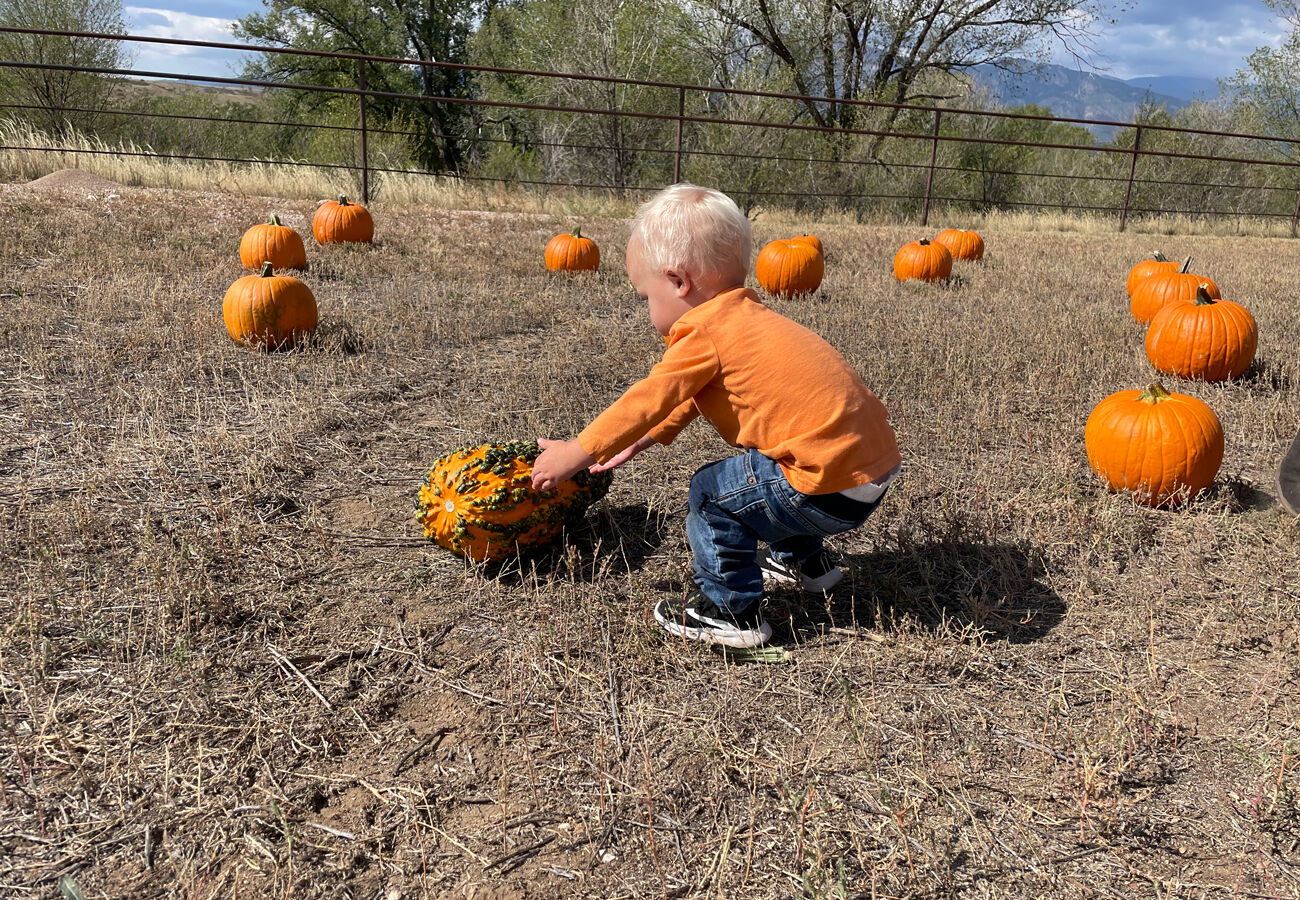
[531,438,597,491]
[590,434,656,472]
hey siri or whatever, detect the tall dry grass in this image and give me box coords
[1,179,1298,899]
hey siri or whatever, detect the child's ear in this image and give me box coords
[664,267,691,297]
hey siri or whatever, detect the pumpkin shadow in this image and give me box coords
[1237,358,1291,392]
[307,320,368,355]
[484,502,673,583]
[776,532,1065,645]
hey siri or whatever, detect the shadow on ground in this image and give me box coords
[781,534,1066,645]
[484,502,675,582]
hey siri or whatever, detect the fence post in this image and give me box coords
[920,109,941,227]
[1291,188,1300,238]
[1119,124,1143,233]
[673,86,685,183]
[357,58,370,204]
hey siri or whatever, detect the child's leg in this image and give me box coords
[686,450,837,613]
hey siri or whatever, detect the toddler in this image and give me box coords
[531,184,901,647]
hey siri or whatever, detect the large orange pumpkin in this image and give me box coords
[545,228,600,271]
[312,195,374,245]
[222,262,318,349]
[1125,251,1177,298]
[1130,257,1220,323]
[239,214,306,271]
[1145,285,1257,382]
[415,440,612,561]
[934,228,984,261]
[894,239,952,282]
[1084,382,1224,506]
[755,238,824,297]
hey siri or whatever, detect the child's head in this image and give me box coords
[627,183,750,289]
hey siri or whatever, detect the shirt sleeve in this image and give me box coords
[647,399,699,445]
[577,323,718,463]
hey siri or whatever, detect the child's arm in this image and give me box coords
[590,434,657,472]
[530,438,596,491]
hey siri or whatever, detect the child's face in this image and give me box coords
[626,244,694,337]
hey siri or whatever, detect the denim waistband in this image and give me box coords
[803,488,879,519]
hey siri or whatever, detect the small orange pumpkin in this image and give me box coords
[1084,382,1224,506]
[934,228,984,261]
[239,214,306,271]
[1125,250,1177,298]
[545,227,600,271]
[755,238,824,297]
[222,262,318,349]
[312,195,374,245]
[1145,285,1257,382]
[1130,256,1220,323]
[893,239,952,282]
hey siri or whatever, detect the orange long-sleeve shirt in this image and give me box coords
[576,287,901,495]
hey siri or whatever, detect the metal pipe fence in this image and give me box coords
[3,26,1300,233]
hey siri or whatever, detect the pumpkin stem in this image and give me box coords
[268,214,281,227]
[573,226,582,239]
[258,261,275,277]
[1151,250,1168,262]
[1138,382,1174,404]
[919,239,931,245]
[338,194,349,205]
[1179,256,1192,273]
[1195,284,1216,305]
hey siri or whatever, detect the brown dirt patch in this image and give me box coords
[22,167,125,194]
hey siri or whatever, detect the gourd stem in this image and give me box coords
[1138,382,1173,404]
[1195,284,1216,305]
[918,239,931,245]
[338,194,349,205]
[259,261,275,277]
[1151,250,1168,262]
[268,214,281,227]
[1179,256,1192,273]
[573,226,582,239]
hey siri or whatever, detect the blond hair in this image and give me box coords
[628,183,750,281]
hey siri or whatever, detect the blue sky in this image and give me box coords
[123,0,1289,83]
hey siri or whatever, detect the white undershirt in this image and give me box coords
[839,463,900,504]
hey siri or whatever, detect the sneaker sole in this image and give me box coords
[654,606,773,649]
[758,558,844,594]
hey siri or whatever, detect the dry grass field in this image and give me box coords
[2,171,1298,900]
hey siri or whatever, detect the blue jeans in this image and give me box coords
[686,449,887,614]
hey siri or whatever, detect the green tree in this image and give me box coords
[0,0,129,137]
[472,0,710,193]
[1227,0,1300,160]
[234,0,487,172]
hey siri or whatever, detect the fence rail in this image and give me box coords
[3,26,1300,233]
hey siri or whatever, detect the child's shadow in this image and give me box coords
[782,534,1065,645]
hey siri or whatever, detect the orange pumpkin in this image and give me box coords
[934,228,984,261]
[1125,250,1177,298]
[893,239,952,282]
[545,227,600,271]
[312,195,374,245]
[755,238,824,297]
[239,214,306,271]
[790,234,824,256]
[222,262,318,349]
[1130,256,1220,323]
[1084,382,1224,507]
[1145,285,1257,382]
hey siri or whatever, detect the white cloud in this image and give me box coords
[122,7,251,77]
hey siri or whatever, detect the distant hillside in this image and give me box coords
[1122,74,1221,102]
[970,63,1191,129]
